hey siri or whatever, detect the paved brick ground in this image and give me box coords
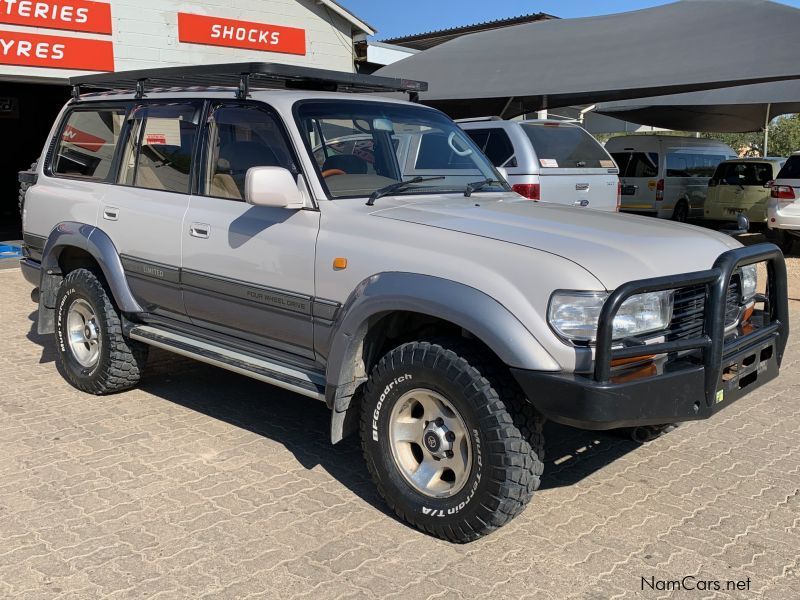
[0,268,797,599]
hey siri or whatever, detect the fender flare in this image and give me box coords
[40,221,142,313]
[326,272,559,443]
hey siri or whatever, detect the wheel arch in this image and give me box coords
[326,272,559,443]
[37,222,142,334]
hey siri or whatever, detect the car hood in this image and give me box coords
[372,194,741,289]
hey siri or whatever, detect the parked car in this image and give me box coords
[459,117,620,211]
[768,152,800,254]
[606,135,735,221]
[705,158,786,225]
[19,63,789,543]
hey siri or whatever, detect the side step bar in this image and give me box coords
[128,325,326,401]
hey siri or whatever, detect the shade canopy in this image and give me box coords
[593,81,800,132]
[375,0,800,119]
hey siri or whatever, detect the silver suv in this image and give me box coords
[459,117,620,211]
[19,64,789,543]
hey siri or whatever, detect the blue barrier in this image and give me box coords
[0,244,22,259]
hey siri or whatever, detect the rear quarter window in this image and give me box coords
[521,123,612,169]
[52,108,126,180]
[776,156,800,179]
[464,128,517,168]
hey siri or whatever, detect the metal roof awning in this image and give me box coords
[375,0,800,119]
[593,80,800,133]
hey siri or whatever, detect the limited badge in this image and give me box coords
[716,389,724,404]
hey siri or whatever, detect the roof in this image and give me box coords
[380,12,558,50]
[317,0,375,36]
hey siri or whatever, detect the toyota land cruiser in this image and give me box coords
[18,64,789,543]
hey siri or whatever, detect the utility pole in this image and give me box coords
[763,103,772,157]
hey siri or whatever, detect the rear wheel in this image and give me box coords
[54,268,148,394]
[672,199,689,222]
[360,340,544,543]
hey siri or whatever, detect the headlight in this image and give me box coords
[740,264,757,301]
[548,290,674,343]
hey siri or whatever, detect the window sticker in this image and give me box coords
[539,158,559,168]
[600,159,616,168]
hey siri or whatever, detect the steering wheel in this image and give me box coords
[322,168,346,178]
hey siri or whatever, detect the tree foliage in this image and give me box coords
[701,114,800,157]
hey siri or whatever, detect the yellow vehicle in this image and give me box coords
[705,158,786,224]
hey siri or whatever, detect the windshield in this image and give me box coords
[295,100,507,199]
[521,123,614,169]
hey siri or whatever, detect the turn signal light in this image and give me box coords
[771,185,796,200]
[611,355,656,368]
[512,183,541,200]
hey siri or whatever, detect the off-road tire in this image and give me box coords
[672,200,689,223]
[18,160,37,218]
[55,268,148,394]
[360,340,544,543]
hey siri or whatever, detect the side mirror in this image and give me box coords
[245,167,304,209]
[496,167,509,181]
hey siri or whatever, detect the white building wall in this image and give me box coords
[0,0,358,83]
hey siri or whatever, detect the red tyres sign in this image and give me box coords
[0,0,112,35]
[178,12,306,56]
[0,29,114,70]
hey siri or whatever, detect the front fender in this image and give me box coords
[326,272,559,443]
[40,222,142,315]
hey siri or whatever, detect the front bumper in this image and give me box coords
[513,244,789,430]
[513,329,780,430]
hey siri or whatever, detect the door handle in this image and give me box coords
[103,206,119,221]
[189,223,210,239]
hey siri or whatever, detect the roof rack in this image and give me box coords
[454,116,504,123]
[69,62,428,101]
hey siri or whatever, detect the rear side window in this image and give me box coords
[777,156,800,179]
[611,152,659,178]
[521,123,612,168]
[713,162,773,186]
[465,129,517,168]
[118,103,201,193]
[52,108,126,179]
[666,152,728,178]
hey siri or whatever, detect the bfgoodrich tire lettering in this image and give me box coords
[360,340,544,543]
[55,268,148,394]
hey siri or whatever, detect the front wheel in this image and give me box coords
[360,341,544,543]
[54,268,148,394]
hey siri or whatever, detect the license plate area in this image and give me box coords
[621,185,637,196]
[716,341,778,406]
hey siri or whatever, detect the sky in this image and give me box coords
[338,0,800,40]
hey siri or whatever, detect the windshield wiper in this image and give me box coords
[366,176,445,206]
[464,178,502,197]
